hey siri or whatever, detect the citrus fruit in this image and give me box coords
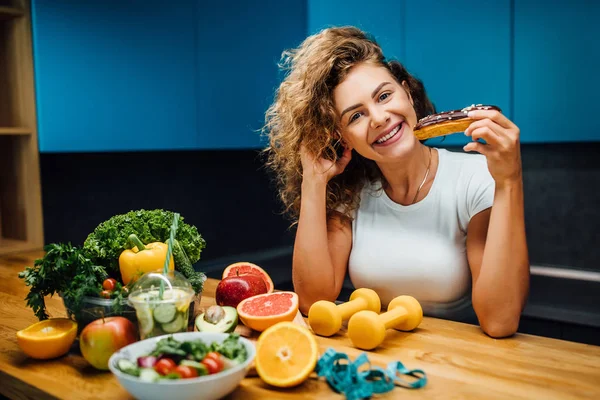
[16,318,78,360]
[236,291,298,332]
[222,262,274,293]
[255,321,319,388]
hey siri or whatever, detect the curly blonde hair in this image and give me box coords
[262,26,435,224]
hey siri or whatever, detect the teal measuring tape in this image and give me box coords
[315,348,427,400]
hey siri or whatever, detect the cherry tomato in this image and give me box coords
[100,290,112,299]
[174,365,198,379]
[102,278,118,291]
[154,358,176,376]
[204,352,224,369]
[201,356,223,375]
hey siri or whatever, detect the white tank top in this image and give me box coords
[348,148,494,320]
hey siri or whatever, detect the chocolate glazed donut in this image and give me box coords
[414,104,501,140]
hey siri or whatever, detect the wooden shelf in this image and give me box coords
[0,238,40,255]
[0,0,44,256]
[0,6,24,20]
[0,127,31,135]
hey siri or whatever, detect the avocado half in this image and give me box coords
[195,305,238,333]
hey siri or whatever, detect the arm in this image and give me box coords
[293,146,353,315]
[464,110,530,338]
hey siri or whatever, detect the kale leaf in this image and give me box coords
[82,209,207,293]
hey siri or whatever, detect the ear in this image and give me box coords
[336,131,354,150]
[401,80,414,107]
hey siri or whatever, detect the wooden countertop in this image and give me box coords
[1,250,600,399]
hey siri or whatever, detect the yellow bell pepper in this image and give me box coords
[118,234,174,285]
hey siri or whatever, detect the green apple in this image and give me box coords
[79,317,138,370]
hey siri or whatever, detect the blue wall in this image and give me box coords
[32,0,599,152]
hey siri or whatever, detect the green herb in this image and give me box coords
[151,336,190,358]
[82,209,207,294]
[150,334,247,364]
[210,333,248,364]
[19,243,107,320]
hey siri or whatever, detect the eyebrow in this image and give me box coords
[340,81,392,119]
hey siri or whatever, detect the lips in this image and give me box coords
[372,121,404,146]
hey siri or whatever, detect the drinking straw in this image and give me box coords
[159,212,179,299]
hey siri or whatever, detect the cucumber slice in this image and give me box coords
[161,313,184,333]
[117,359,140,377]
[139,368,161,382]
[154,303,177,324]
[135,306,154,338]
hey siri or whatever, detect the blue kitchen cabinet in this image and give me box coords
[308,0,405,60]
[32,0,307,152]
[307,0,511,147]
[196,0,306,149]
[513,0,600,142]
[403,0,512,147]
[32,0,199,152]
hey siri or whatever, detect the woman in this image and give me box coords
[263,26,529,338]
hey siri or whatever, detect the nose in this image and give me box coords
[370,107,389,129]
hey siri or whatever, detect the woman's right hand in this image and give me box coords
[300,144,352,184]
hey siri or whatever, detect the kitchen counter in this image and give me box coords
[1,250,600,399]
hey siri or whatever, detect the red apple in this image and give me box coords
[215,275,268,308]
[79,316,138,370]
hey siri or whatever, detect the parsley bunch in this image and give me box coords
[19,243,108,320]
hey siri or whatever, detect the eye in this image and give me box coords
[378,92,391,102]
[349,112,362,123]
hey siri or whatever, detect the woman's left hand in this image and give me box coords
[463,109,522,187]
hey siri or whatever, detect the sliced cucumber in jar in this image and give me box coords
[161,313,184,333]
[153,303,177,324]
[135,306,154,337]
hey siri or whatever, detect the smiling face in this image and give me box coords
[333,62,420,161]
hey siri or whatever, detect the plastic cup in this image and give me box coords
[128,271,195,340]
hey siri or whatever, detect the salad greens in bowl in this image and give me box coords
[108,332,255,400]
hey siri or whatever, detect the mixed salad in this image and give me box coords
[116,333,248,382]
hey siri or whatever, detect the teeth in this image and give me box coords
[376,124,401,144]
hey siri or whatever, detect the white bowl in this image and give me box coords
[108,332,256,400]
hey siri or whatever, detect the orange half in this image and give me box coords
[16,318,77,360]
[255,321,319,388]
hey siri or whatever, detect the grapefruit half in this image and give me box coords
[236,291,299,332]
[222,262,274,293]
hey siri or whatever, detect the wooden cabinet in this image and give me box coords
[0,0,44,255]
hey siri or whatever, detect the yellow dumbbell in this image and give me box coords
[347,295,422,350]
[308,288,381,337]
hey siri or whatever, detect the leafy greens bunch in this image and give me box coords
[20,209,207,321]
[83,209,207,294]
[19,243,108,320]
